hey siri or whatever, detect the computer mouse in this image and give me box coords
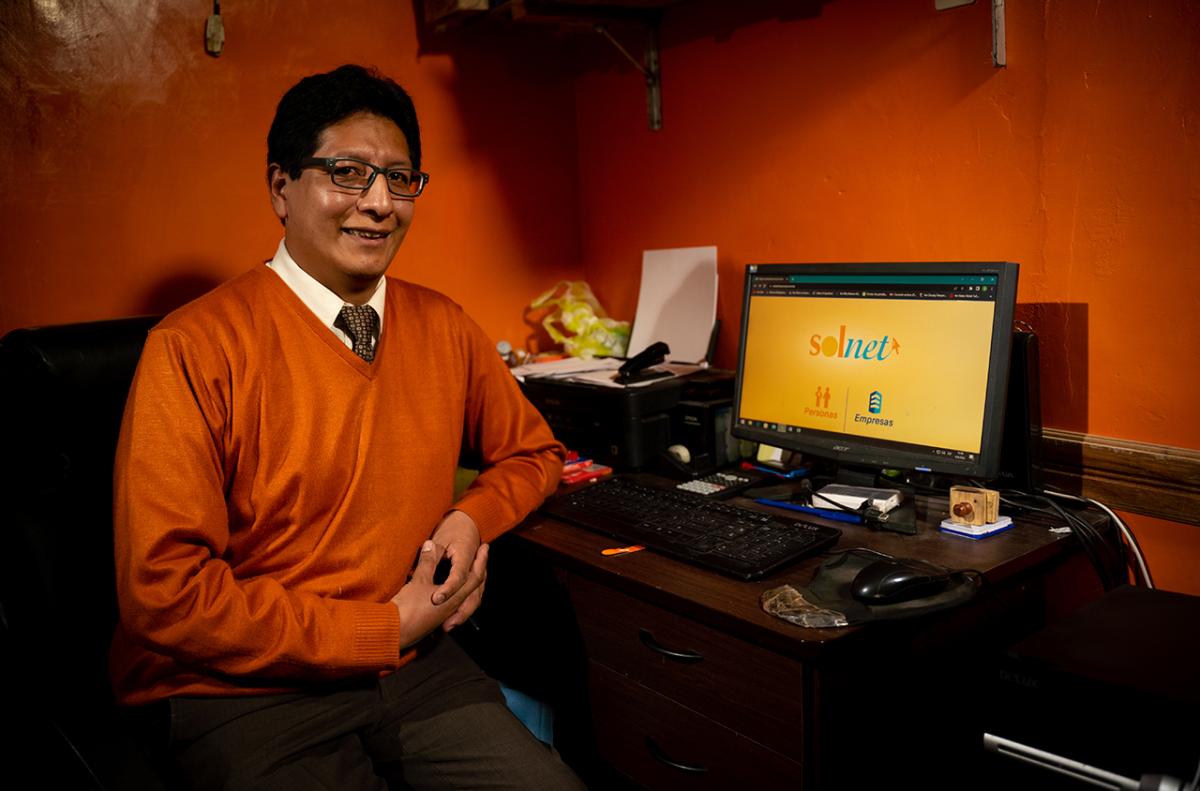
[850,559,951,604]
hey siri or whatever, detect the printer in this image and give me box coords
[521,369,735,473]
[520,245,728,472]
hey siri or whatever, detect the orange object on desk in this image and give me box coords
[601,544,645,556]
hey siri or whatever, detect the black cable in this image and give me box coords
[994,490,1060,517]
[1044,487,1153,588]
[972,482,1131,592]
[804,479,905,529]
[830,547,986,590]
[1077,499,1128,587]
[827,546,895,560]
[1046,498,1112,586]
[1040,494,1125,591]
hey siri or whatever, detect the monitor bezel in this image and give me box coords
[731,261,1020,479]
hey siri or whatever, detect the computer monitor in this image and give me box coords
[732,262,1020,480]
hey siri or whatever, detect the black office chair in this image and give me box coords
[0,316,167,790]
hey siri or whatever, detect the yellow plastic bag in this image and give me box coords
[529,281,630,358]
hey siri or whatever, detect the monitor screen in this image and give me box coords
[732,262,1019,478]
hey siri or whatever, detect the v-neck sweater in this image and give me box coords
[110,266,564,704]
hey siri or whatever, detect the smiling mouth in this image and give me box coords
[343,228,391,240]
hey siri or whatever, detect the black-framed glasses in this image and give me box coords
[299,157,430,198]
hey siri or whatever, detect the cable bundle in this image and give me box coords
[992,487,1153,591]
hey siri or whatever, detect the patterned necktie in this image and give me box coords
[335,305,379,363]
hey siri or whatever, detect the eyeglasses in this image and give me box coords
[299,157,430,199]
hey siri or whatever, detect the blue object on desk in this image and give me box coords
[755,498,863,524]
[742,462,810,479]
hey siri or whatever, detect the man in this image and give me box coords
[111,64,580,790]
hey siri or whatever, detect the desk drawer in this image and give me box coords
[590,661,804,790]
[563,572,805,759]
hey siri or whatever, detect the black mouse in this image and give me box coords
[850,559,951,604]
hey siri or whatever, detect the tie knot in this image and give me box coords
[336,305,379,362]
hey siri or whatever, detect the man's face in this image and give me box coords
[268,112,415,303]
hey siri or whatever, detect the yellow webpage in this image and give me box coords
[739,295,996,453]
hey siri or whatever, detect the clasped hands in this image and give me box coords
[391,510,488,650]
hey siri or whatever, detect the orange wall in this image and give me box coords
[0,0,582,347]
[572,0,1200,593]
[2,1,1196,594]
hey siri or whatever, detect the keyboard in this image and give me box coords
[541,476,841,580]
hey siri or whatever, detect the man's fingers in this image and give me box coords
[443,547,489,631]
[472,543,490,575]
[410,540,440,584]
[431,540,489,606]
[443,576,485,631]
[431,554,469,605]
[428,512,481,606]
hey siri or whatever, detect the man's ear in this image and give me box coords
[267,164,289,224]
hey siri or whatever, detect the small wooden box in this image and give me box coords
[949,485,999,526]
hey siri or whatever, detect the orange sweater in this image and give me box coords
[110,266,564,704]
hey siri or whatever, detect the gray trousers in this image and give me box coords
[156,633,585,790]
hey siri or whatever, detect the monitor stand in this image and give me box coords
[831,463,884,488]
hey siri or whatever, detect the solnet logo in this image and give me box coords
[808,325,900,361]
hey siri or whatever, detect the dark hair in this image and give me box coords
[267,64,422,176]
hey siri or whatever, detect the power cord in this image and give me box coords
[1041,493,1125,590]
[1042,488,1154,589]
[966,481,1145,592]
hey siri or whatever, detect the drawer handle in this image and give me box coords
[638,628,704,663]
[645,736,708,773]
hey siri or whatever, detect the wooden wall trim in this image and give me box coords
[1041,428,1200,527]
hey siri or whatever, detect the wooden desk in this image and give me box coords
[511,490,1104,790]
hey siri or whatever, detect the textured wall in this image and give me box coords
[571,0,1199,592]
[0,0,583,347]
[2,0,1196,592]
[574,0,1199,449]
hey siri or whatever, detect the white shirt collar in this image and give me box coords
[266,239,386,348]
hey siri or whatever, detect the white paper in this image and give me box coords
[509,357,621,383]
[626,246,718,364]
[511,356,705,388]
[562,362,706,389]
